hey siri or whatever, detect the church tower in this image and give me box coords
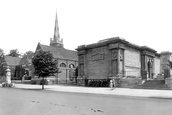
[50,12,63,47]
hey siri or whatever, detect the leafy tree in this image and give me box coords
[0,48,4,57]
[32,50,58,89]
[23,51,34,58]
[0,48,5,77]
[8,49,20,57]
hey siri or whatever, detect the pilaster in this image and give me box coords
[109,43,125,79]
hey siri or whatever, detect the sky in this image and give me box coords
[0,0,172,55]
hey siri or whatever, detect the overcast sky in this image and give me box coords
[0,0,172,55]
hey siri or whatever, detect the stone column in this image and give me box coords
[77,49,86,86]
[109,49,112,78]
[117,49,120,75]
[123,50,125,77]
[6,66,11,84]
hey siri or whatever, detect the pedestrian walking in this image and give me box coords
[110,80,113,90]
[112,78,115,89]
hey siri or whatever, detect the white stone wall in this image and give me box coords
[154,57,160,77]
[124,49,141,77]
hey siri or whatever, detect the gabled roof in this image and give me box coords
[4,56,21,66]
[36,43,78,61]
[19,55,32,65]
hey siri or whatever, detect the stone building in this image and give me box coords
[76,37,161,86]
[15,54,34,80]
[33,13,78,84]
[0,56,21,79]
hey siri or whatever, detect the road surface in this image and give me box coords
[0,87,172,115]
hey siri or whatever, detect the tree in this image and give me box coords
[23,51,34,58]
[8,49,20,57]
[0,48,4,56]
[0,48,5,77]
[32,50,58,89]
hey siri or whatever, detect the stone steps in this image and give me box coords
[134,80,169,89]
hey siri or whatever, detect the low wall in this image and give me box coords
[77,77,86,86]
[31,76,73,85]
[120,78,142,88]
[165,78,172,88]
[31,77,57,85]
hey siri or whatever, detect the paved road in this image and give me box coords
[1,87,172,115]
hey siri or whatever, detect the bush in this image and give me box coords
[24,77,31,80]
[11,77,22,80]
[2,82,15,87]
[87,79,109,87]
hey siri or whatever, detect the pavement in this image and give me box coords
[1,83,172,98]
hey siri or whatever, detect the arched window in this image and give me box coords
[60,63,66,68]
[69,64,75,68]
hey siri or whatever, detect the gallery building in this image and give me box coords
[76,37,171,87]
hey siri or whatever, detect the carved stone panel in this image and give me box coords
[119,49,123,60]
[91,47,105,61]
[112,49,118,60]
[92,54,104,61]
[92,47,105,55]
[79,55,84,64]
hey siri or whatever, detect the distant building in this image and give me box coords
[15,54,34,80]
[76,37,162,86]
[34,12,78,84]
[0,56,21,79]
[160,51,172,72]
[160,51,172,77]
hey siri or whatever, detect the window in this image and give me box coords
[60,63,66,68]
[69,64,75,68]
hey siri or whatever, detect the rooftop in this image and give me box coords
[77,37,157,53]
[4,56,21,66]
[37,43,78,61]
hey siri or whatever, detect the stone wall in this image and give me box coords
[120,78,142,88]
[87,46,109,79]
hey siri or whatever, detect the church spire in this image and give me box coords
[54,11,60,41]
[50,11,63,47]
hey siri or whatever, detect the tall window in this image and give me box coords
[69,64,75,68]
[60,63,66,68]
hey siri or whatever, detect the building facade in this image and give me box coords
[15,54,34,80]
[76,37,161,86]
[0,56,21,79]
